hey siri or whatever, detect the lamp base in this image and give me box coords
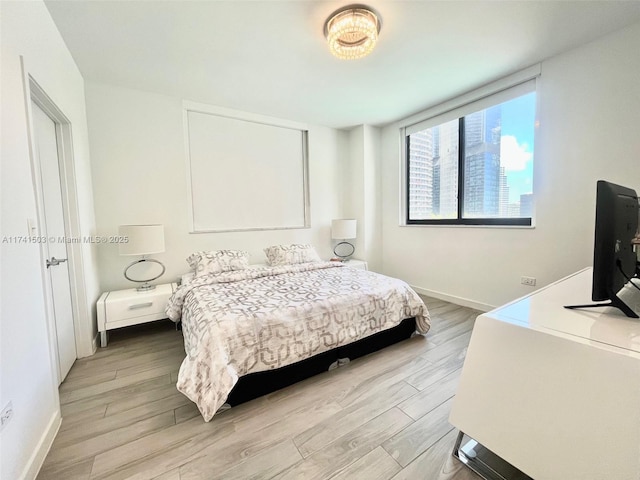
[333,241,355,261]
[124,258,165,291]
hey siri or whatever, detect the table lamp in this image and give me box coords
[331,218,357,261]
[119,224,165,291]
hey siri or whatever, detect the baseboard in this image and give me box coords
[18,409,61,480]
[412,285,495,313]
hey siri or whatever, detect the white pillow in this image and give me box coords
[180,262,268,286]
[186,250,250,277]
[263,244,321,266]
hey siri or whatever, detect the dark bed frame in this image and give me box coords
[225,317,417,406]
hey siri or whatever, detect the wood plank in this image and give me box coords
[104,382,182,416]
[337,353,434,408]
[150,469,181,480]
[405,343,467,391]
[38,297,479,480]
[40,412,175,475]
[89,415,234,478]
[275,408,413,480]
[90,393,340,479]
[173,402,200,424]
[398,369,461,421]
[180,438,302,480]
[415,331,471,372]
[61,375,173,417]
[55,391,191,448]
[158,397,345,478]
[60,370,118,393]
[59,405,107,433]
[60,366,178,405]
[382,398,456,467]
[328,446,402,480]
[390,428,479,480]
[37,457,94,480]
[294,380,417,457]
[115,353,185,379]
[69,344,182,380]
[427,314,477,346]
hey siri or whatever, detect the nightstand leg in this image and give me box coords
[100,331,108,348]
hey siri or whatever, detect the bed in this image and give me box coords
[166,259,430,421]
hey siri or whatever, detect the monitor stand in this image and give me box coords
[564,287,639,319]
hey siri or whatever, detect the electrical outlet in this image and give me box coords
[0,401,13,432]
[521,276,537,286]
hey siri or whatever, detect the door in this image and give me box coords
[31,100,77,383]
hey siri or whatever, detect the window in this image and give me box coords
[184,102,309,232]
[406,84,536,226]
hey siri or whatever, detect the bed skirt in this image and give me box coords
[225,317,417,406]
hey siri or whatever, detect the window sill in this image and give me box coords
[399,223,536,229]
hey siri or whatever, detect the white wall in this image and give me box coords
[0,2,99,479]
[342,125,383,271]
[85,83,344,292]
[380,21,640,310]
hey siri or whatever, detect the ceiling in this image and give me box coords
[45,1,640,129]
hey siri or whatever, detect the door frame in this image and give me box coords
[22,58,92,383]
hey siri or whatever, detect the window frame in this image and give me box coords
[402,72,539,228]
[405,118,532,227]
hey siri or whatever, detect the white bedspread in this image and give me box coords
[166,262,430,421]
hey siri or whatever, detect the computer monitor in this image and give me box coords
[565,180,639,318]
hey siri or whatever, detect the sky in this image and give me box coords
[499,92,536,203]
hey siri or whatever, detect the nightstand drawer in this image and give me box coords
[105,296,166,321]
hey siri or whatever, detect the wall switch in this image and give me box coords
[27,218,38,236]
[521,276,537,287]
[0,401,13,432]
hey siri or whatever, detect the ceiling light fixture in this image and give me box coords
[323,5,381,60]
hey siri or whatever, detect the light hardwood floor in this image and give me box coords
[38,297,481,480]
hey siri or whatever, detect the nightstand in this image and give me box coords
[97,283,177,347]
[342,259,368,270]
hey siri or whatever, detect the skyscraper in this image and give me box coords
[437,120,459,218]
[407,129,433,219]
[463,107,501,218]
[499,167,509,217]
[520,193,533,217]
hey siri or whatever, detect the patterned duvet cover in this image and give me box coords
[166,262,430,421]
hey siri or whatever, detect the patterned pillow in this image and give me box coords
[186,250,250,277]
[263,244,321,266]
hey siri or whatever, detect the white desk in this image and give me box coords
[449,268,640,480]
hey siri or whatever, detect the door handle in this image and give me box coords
[46,257,67,268]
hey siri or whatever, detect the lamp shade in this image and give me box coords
[118,224,165,256]
[331,219,357,239]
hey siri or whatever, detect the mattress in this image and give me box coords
[166,261,430,421]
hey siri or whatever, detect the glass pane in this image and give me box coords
[408,119,459,220]
[463,92,536,219]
